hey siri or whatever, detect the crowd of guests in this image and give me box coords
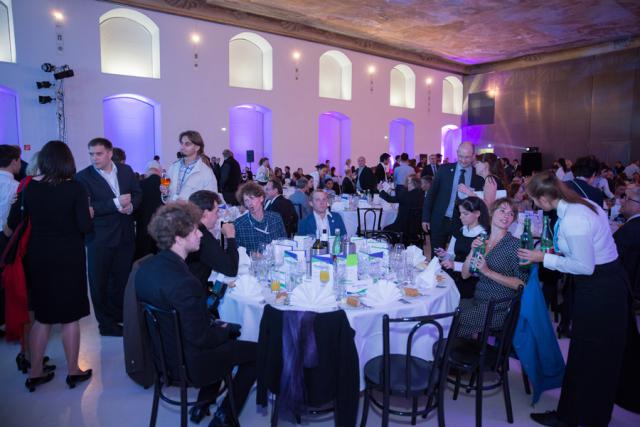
[1,133,639,427]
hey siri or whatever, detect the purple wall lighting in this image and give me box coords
[229,104,272,171]
[103,94,160,174]
[0,85,21,146]
[318,111,351,173]
[441,125,461,162]
[389,118,414,162]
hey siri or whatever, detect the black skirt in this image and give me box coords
[557,259,629,427]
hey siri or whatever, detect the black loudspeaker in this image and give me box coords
[521,152,542,176]
[468,91,495,125]
[246,150,254,163]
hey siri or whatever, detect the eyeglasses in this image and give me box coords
[621,194,640,204]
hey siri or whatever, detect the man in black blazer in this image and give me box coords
[614,186,640,302]
[374,153,390,184]
[220,149,242,205]
[420,154,440,178]
[379,174,424,238]
[134,166,162,260]
[264,179,298,237]
[565,156,605,208]
[355,156,377,193]
[76,138,142,337]
[422,142,484,255]
[341,168,356,194]
[136,202,256,427]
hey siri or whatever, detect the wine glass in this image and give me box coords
[160,173,171,203]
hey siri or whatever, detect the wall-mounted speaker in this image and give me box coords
[521,152,542,176]
[468,91,495,125]
[246,150,254,163]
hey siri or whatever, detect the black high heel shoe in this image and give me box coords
[25,371,55,392]
[16,353,56,374]
[66,369,92,389]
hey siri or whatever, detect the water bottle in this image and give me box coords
[540,215,554,254]
[469,233,487,276]
[519,217,534,268]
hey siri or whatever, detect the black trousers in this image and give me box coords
[557,260,629,427]
[195,340,258,416]
[429,216,453,257]
[87,241,135,330]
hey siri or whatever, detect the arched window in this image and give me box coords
[103,94,161,173]
[318,50,352,100]
[229,32,273,90]
[99,8,160,78]
[229,104,273,169]
[0,0,16,63]
[0,85,20,144]
[442,76,463,115]
[389,65,415,108]
[389,118,415,160]
[318,112,351,172]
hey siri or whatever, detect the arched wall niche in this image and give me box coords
[99,8,160,78]
[318,111,351,174]
[103,93,161,173]
[389,118,415,162]
[0,84,20,145]
[229,104,273,170]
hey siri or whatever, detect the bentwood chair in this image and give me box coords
[356,207,383,236]
[139,302,237,427]
[360,309,462,427]
[446,286,524,427]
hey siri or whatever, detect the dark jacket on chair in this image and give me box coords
[614,216,640,298]
[266,195,298,238]
[356,166,377,193]
[123,255,154,388]
[341,177,356,195]
[379,187,425,234]
[257,305,360,427]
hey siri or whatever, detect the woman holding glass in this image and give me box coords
[519,171,636,427]
[436,196,490,298]
[457,198,528,337]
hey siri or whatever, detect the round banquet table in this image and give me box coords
[218,276,461,389]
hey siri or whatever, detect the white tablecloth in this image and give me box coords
[334,206,398,237]
[219,277,460,389]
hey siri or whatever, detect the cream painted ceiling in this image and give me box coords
[113,0,640,71]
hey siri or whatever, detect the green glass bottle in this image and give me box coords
[469,233,487,276]
[519,217,534,268]
[540,216,554,254]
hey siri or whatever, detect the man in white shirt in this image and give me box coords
[0,145,21,235]
[296,190,347,237]
[310,163,328,190]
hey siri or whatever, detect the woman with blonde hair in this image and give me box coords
[519,171,636,426]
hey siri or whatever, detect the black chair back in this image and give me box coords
[404,207,425,246]
[292,203,303,220]
[356,207,382,236]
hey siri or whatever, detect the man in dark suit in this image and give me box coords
[134,165,162,260]
[341,168,356,194]
[264,179,298,237]
[565,156,605,207]
[374,153,390,184]
[614,185,640,303]
[422,142,484,255]
[220,149,241,205]
[76,138,142,337]
[379,174,424,237]
[420,154,440,178]
[355,156,377,193]
[136,202,256,426]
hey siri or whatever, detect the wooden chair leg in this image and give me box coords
[359,388,370,427]
[180,382,188,427]
[475,370,483,427]
[271,395,279,427]
[411,396,418,425]
[503,369,514,423]
[453,370,461,400]
[149,380,160,427]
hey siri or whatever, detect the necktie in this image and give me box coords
[458,168,466,186]
[432,164,436,174]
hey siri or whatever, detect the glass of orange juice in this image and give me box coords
[160,176,171,187]
[319,265,330,285]
[270,278,281,293]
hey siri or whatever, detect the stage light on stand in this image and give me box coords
[39,96,54,104]
[36,81,52,89]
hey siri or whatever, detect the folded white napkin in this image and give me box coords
[290,282,336,309]
[232,274,264,301]
[405,245,426,267]
[415,257,442,290]
[362,280,402,307]
[237,247,251,276]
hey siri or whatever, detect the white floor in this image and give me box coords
[1,314,639,427]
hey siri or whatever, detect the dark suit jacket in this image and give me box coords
[565,179,604,208]
[76,163,142,248]
[265,195,298,238]
[374,163,386,183]
[421,163,439,177]
[135,174,162,259]
[186,224,239,288]
[297,211,347,237]
[220,156,241,194]
[422,163,484,228]
[135,250,232,385]
[379,188,425,232]
[356,166,377,193]
[614,217,640,298]
[341,176,356,194]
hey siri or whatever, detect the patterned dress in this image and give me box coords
[457,233,528,337]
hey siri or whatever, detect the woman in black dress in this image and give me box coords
[457,198,528,337]
[435,196,490,298]
[519,171,637,427]
[18,141,93,391]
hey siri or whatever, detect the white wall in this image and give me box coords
[0,0,462,172]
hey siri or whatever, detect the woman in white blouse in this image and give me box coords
[518,171,633,427]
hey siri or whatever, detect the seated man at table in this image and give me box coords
[186,190,239,288]
[136,201,256,427]
[264,179,298,238]
[234,181,287,254]
[289,177,313,219]
[297,189,347,237]
[378,174,425,237]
